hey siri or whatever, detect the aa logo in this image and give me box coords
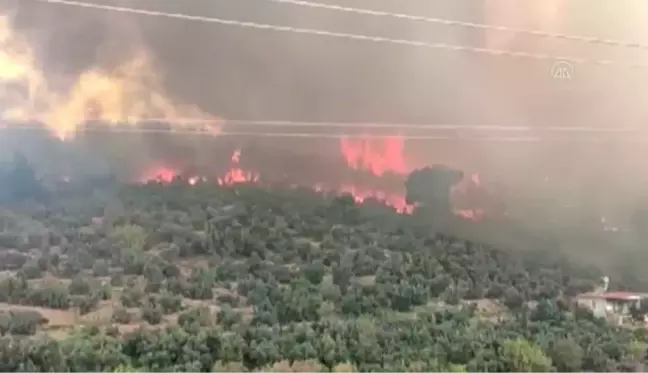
[551,61,574,81]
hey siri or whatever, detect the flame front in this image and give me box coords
[139,166,178,184]
[339,135,491,219]
[0,14,216,139]
[0,15,48,124]
[138,139,492,220]
[340,136,409,176]
[0,0,490,220]
[217,149,260,186]
[337,135,414,212]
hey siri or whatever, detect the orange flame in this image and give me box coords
[339,135,490,219]
[217,149,260,185]
[139,166,178,183]
[0,14,217,139]
[137,142,492,220]
[338,184,414,214]
[340,136,409,176]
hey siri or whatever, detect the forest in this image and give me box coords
[0,154,646,372]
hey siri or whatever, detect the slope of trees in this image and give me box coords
[0,178,643,371]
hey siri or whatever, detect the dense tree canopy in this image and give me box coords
[0,175,643,372]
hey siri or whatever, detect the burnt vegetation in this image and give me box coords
[0,154,646,372]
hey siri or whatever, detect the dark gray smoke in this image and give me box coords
[3,0,648,265]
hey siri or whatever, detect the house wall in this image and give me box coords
[577,298,608,318]
[577,298,642,319]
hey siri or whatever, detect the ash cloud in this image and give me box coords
[2,0,648,262]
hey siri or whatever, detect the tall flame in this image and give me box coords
[339,135,491,219]
[0,14,215,139]
[0,15,48,123]
[137,140,493,220]
[340,136,409,176]
[217,149,260,185]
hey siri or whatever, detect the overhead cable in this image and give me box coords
[268,0,648,51]
[3,118,648,133]
[3,123,648,143]
[28,0,646,68]
[99,118,648,133]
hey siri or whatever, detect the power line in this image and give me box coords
[3,123,648,143]
[159,132,648,143]
[200,133,648,143]
[267,0,648,51]
[120,118,648,133]
[28,0,647,68]
[4,118,648,133]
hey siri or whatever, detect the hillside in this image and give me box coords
[0,179,644,372]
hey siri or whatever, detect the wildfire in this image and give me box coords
[336,135,415,212]
[217,149,260,186]
[136,135,491,219]
[0,12,491,219]
[339,135,489,219]
[339,136,410,176]
[139,166,178,184]
[337,184,414,214]
[0,14,216,140]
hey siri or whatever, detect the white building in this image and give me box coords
[575,291,648,325]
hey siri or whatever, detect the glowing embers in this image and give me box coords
[314,183,414,214]
[139,166,204,185]
[139,166,178,183]
[136,142,495,221]
[217,149,260,186]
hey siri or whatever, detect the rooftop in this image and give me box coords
[577,291,648,301]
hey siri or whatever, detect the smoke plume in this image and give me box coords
[1,0,648,264]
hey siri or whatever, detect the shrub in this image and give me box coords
[120,287,144,308]
[154,293,183,314]
[178,307,212,329]
[0,310,48,335]
[112,308,133,324]
[19,259,43,280]
[68,276,92,295]
[141,306,163,325]
[92,260,110,277]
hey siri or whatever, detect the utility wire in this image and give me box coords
[3,118,648,133]
[267,0,648,51]
[2,123,648,143]
[109,118,648,133]
[27,0,647,68]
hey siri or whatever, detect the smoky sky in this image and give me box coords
[7,0,645,124]
[2,0,648,219]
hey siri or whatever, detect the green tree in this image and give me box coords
[112,224,147,253]
[500,338,553,372]
[112,308,133,324]
[548,338,583,372]
[69,275,92,295]
[141,305,163,325]
[114,364,143,372]
[19,259,43,279]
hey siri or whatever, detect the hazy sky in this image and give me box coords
[2,0,648,212]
